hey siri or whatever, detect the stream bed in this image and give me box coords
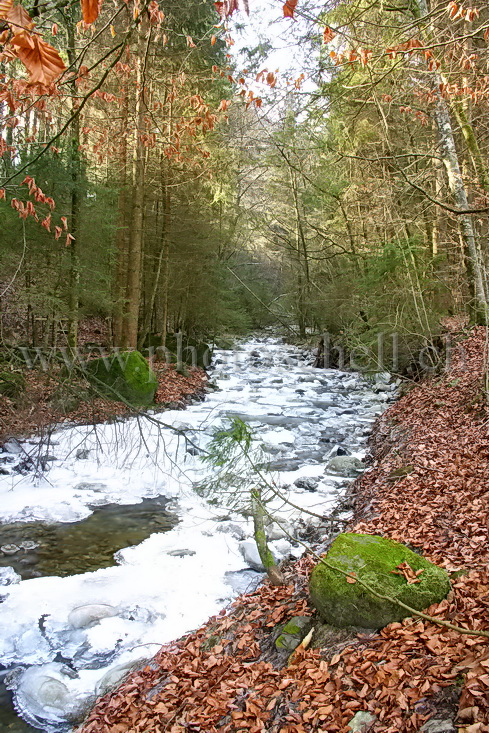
[0,338,395,731]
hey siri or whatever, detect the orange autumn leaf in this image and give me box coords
[11,32,65,85]
[322,25,335,43]
[346,572,357,584]
[0,0,13,19]
[283,0,297,18]
[211,34,217,45]
[81,0,99,24]
[7,4,33,31]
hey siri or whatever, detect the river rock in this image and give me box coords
[0,566,21,585]
[224,569,263,595]
[1,544,20,555]
[2,439,22,454]
[275,616,313,652]
[95,657,150,696]
[167,549,196,557]
[6,662,90,727]
[326,456,364,476]
[68,603,118,629]
[216,522,247,541]
[419,719,456,733]
[309,533,450,629]
[294,477,318,491]
[347,710,377,731]
[239,539,277,572]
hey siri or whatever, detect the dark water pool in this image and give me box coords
[0,496,178,730]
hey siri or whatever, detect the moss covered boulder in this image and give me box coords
[84,351,157,406]
[309,533,450,629]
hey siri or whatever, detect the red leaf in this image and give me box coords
[81,0,99,24]
[283,0,297,18]
[11,31,65,85]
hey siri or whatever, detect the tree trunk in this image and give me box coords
[251,489,284,586]
[112,92,130,346]
[121,18,149,349]
[66,24,81,349]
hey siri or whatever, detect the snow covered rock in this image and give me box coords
[326,456,364,476]
[0,566,21,586]
[238,539,277,572]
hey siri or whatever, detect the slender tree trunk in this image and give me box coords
[416,0,488,323]
[113,92,130,346]
[251,489,284,586]
[67,24,81,349]
[122,18,149,349]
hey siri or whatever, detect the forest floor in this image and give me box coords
[0,362,209,443]
[77,326,489,733]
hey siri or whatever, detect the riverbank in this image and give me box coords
[79,327,489,733]
[0,362,209,444]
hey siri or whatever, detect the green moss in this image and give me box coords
[275,616,313,652]
[84,351,158,406]
[309,533,450,629]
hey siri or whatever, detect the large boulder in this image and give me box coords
[309,533,450,629]
[84,351,157,406]
[326,456,364,476]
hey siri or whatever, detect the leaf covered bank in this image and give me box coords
[78,326,489,733]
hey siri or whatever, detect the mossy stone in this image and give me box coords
[309,533,450,629]
[84,351,157,406]
[275,616,313,652]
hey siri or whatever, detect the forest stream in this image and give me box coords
[0,338,395,732]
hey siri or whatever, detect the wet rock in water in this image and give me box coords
[6,662,90,728]
[0,566,21,586]
[275,616,313,653]
[216,522,247,541]
[95,657,149,697]
[270,538,295,559]
[2,439,22,454]
[346,710,377,731]
[239,539,277,572]
[326,456,364,476]
[294,477,318,492]
[74,482,107,493]
[75,449,90,460]
[1,544,20,556]
[167,549,196,558]
[18,541,39,552]
[225,569,263,595]
[309,533,450,629]
[68,604,118,629]
[266,522,292,541]
[266,458,305,472]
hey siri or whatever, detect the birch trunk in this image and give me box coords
[417,0,488,322]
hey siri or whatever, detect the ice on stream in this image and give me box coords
[0,338,395,731]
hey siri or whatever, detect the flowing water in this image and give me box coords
[0,337,395,731]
